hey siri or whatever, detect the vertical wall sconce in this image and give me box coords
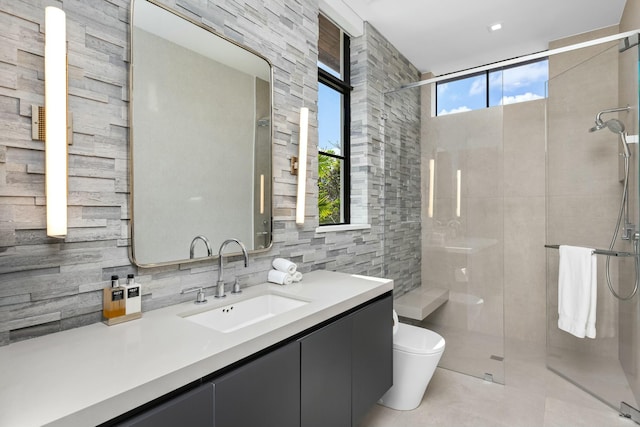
[295,107,309,225]
[44,6,68,238]
[428,158,435,218]
[259,174,265,215]
[456,169,461,218]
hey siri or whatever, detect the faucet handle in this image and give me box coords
[232,279,242,294]
[181,287,208,304]
[195,289,207,303]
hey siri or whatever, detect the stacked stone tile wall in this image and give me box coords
[382,85,422,296]
[362,25,422,295]
[0,0,420,345]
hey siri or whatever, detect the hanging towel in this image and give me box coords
[558,245,597,339]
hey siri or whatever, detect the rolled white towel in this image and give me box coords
[268,269,293,286]
[272,258,297,275]
[292,271,303,282]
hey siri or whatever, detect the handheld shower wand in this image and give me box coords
[588,105,638,300]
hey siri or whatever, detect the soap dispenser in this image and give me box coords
[103,275,125,319]
[124,273,142,315]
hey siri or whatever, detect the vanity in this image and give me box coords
[0,270,393,427]
[0,3,395,425]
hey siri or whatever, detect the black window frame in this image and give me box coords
[318,19,352,225]
[435,57,548,116]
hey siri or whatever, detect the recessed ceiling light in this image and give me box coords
[488,23,502,32]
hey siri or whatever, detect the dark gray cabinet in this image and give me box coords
[300,315,352,427]
[117,383,214,427]
[213,341,300,427]
[352,295,393,425]
[110,292,392,427]
[300,293,393,427]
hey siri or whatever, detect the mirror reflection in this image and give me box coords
[130,0,272,267]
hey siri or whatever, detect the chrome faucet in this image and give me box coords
[190,235,213,259]
[216,238,249,298]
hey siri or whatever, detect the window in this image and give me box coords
[436,59,548,116]
[318,14,351,225]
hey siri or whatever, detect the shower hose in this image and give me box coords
[605,154,639,300]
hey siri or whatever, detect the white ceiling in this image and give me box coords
[337,0,628,75]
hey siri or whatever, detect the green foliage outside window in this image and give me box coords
[318,150,341,224]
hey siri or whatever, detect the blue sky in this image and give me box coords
[437,60,548,115]
[318,81,343,155]
[317,60,550,151]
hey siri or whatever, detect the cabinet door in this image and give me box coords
[351,294,393,425]
[117,383,214,427]
[300,315,352,427]
[213,341,300,427]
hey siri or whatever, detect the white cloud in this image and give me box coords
[500,92,544,105]
[489,71,502,87]
[468,76,485,96]
[439,106,472,115]
[500,61,548,92]
[437,83,449,95]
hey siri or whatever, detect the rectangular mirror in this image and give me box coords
[130,0,272,267]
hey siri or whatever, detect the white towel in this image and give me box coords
[392,309,399,335]
[272,258,297,275]
[292,271,303,282]
[268,270,293,285]
[558,245,597,339]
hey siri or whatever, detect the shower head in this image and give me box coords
[588,108,631,159]
[588,121,606,132]
[605,118,625,134]
[589,118,626,134]
[588,105,631,133]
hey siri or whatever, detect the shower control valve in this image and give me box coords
[622,223,637,241]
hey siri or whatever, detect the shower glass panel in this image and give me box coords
[545,39,640,411]
[384,84,506,385]
[382,86,422,298]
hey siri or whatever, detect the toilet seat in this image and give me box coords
[393,323,445,355]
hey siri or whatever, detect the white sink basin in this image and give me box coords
[181,293,309,333]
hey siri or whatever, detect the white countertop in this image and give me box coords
[0,270,393,427]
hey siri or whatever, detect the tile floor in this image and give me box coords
[360,340,637,427]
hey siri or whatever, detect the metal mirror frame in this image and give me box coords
[128,0,274,267]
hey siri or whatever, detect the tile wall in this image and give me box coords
[0,0,421,346]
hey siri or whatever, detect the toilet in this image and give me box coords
[378,320,445,411]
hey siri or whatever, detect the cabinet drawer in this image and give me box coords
[117,383,214,427]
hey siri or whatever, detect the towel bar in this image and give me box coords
[544,244,637,257]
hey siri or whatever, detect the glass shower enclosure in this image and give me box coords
[384,83,507,385]
[545,36,640,415]
[384,31,640,408]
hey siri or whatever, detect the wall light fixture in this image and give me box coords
[259,174,265,215]
[293,107,309,225]
[456,169,461,217]
[428,158,435,218]
[44,6,68,238]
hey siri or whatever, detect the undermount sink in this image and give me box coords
[181,292,309,333]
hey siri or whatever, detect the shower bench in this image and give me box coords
[394,287,449,320]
